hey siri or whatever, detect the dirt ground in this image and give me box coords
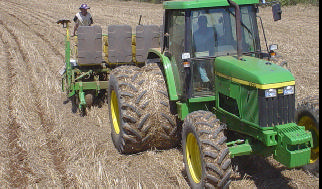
[0,0,319,188]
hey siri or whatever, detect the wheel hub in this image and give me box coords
[186,133,202,183]
[111,90,120,134]
[299,115,319,163]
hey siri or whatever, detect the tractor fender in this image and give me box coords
[147,48,179,101]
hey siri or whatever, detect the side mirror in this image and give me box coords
[272,3,282,21]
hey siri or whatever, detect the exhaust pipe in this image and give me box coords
[227,0,242,60]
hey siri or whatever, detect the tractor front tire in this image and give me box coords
[182,111,232,188]
[108,64,178,154]
[295,95,319,177]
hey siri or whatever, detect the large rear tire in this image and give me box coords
[182,111,232,188]
[295,96,319,177]
[108,64,178,154]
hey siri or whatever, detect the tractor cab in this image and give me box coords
[162,0,266,98]
[191,5,261,57]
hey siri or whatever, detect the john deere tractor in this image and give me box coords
[57,0,318,188]
[108,0,318,188]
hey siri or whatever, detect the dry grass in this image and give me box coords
[0,0,319,188]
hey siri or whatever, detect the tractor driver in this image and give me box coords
[193,15,215,84]
[73,4,94,36]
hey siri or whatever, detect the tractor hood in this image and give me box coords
[214,56,295,89]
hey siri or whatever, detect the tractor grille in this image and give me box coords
[258,89,295,127]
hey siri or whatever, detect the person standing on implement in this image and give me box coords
[73,4,93,36]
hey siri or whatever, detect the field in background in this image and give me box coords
[0,0,319,188]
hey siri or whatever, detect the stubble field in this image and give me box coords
[0,0,319,188]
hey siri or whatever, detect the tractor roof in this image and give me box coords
[163,0,259,9]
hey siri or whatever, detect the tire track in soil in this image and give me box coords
[2,0,66,60]
[1,8,64,61]
[5,0,66,36]
[0,17,77,188]
[0,20,33,188]
[0,7,64,84]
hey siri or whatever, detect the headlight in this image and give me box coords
[269,44,278,51]
[284,85,294,95]
[265,88,277,97]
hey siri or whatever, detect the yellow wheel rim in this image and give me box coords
[110,90,120,134]
[298,115,319,163]
[186,133,202,183]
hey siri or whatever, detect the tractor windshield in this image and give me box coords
[191,5,260,58]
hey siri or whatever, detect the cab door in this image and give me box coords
[164,10,186,98]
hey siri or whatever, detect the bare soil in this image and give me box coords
[0,0,319,188]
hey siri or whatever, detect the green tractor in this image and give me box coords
[57,0,318,187]
[108,0,319,188]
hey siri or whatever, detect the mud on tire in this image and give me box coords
[108,64,178,154]
[182,110,232,188]
[295,95,319,177]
